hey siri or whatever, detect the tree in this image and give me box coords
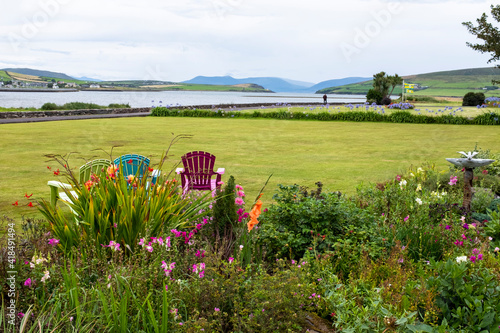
[367,71,402,104]
[463,5,500,84]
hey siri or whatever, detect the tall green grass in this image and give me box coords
[1,117,499,219]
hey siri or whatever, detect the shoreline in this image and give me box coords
[0,88,78,93]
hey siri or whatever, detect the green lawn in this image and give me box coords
[1,117,499,219]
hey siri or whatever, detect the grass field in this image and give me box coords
[1,116,499,221]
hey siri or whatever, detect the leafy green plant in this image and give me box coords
[38,152,212,256]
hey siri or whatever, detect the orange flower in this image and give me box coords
[85,180,94,191]
[107,164,118,178]
[247,200,263,232]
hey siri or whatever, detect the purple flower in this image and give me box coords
[445,225,451,230]
[470,256,476,263]
[463,223,469,230]
[448,176,458,186]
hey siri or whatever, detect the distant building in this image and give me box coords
[53,84,59,89]
[89,84,100,88]
[66,82,77,88]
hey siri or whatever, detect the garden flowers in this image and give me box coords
[247,200,263,231]
[448,176,458,185]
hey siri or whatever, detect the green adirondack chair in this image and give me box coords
[47,159,111,208]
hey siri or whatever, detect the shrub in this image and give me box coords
[462,92,485,106]
[381,96,392,105]
[366,89,383,104]
[257,183,376,260]
[41,102,58,110]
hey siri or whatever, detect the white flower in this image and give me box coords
[417,167,424,174]
[399,180,407,189]
[41,270,50,283]
[456,256,467,263]
[415,198,423,205]
[239,245,244,250]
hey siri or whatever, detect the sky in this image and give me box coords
[0,0,497,84]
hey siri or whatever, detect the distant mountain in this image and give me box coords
[75,76,102,82]
[1,68,76,80]
[183,75,370,92]
[183,76,306,92]
[306,77,371,93]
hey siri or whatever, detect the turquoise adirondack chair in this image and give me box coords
[47,158,112,208]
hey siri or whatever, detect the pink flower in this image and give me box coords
[235,197,245,206]
[470,256,476,263]
[404,215,409,222]
[165,285,168,291]
[192,264,198,273]
[24,278,33,287]
[461,234,467,240]
[482,169,488,174]
[448,176,458,185]
[472,248,480,255]
[199,270,205,278]
[145,244,153,252]
[138,238,145,246]
[237,190,245,197]
[48,238,59,246]
[478,254,483,260]
[228,257,234,264]
[395,175,402,181]
[215,307,220,312]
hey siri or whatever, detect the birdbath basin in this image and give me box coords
[445,151,495,211]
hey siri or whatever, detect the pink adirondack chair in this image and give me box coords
[176,151,225,194]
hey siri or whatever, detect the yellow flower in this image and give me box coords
[416,184,422,192]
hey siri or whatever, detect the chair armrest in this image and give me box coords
[216,168,225,175]
[175,168,184,174]
[47,180,73,190]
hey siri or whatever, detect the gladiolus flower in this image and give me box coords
[85,180,94,191]
[247,200,263,231]
[107,164,118,178]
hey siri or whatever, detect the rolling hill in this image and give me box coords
[318,67,500,97]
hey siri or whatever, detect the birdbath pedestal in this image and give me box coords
[446,151,495,211]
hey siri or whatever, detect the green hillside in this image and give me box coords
[319,67,500,97]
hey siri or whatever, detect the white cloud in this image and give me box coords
[0,0,496,82]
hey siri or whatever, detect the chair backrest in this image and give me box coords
[113,154,150,179]
[79,159,112,183]
[181,151,216,190]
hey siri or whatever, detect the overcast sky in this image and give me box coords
[0,0,496,83]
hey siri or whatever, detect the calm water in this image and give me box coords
[0,90,366,108]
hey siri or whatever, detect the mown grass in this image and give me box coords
[2,117,499,220]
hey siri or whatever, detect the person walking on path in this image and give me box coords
[323,94,327,104]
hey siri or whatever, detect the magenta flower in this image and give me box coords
[215,307,220,312]
[228,257,234,264]
[470,256,476,263]
[395,175,401,181]
[448,176,458,185]
[404,215,409,222]
[48,238,59,246]
[165,285,168,291]
[235,197,245,206]
[472,248,480,255]
[463,223,469,230]
[24,278,33,287]
[192,264,198,273]
[478,253,483,260]
[199,270,205,278]
[445,225,451,230]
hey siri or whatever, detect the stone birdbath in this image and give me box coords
[446,151,495,211]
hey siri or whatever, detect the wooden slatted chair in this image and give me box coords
[176,151,225,194]
[47,159,111,208]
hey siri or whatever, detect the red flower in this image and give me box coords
[24,193,33,199]
[12,201,18,206]
[27,202,33,207]
[127,160,133,164]
[53,169,60,176]
[482,169,488,175]
[148,167,154,172]
[47,166,51,170]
